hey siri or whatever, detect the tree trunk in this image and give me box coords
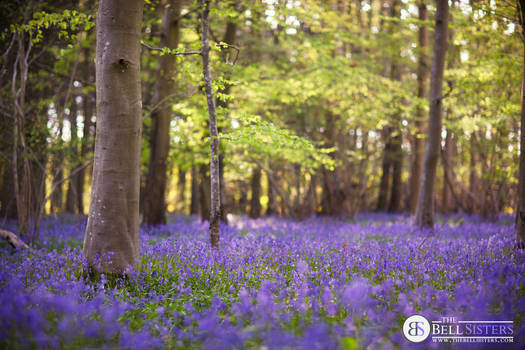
[78,54,95,215]
[304,174,318,217]
[83,0,143,274]
[177,167,186,213]
[415,0,448,229]
[199,164,211,222]
[516,0,525,248]
[51,128,64,214]
[377,128,392,211]
[216,10,237,224]
[441,128,452,213]
[0,110,17,219]
[408,0,428,213]
[387,0,402,213]
[201,0,221,247]
[249,167,262,218]
[66,97,79,214]
[388,133,402,213]
[468,136,477,213]
[190,165,200,215]
[143,0,182,226]
[266,173,276,216]
[0,161,17,219]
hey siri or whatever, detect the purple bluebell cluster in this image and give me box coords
[1,213,524,349]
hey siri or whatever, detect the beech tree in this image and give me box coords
[517,0,525,248]
[200,0,221,248]
[83,0,144,273]
[143,0,182,226]
[415,0,449,228]
[408,0,429,214]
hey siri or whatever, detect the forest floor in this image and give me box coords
[0,213,524,349]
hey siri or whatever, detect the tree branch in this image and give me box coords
[141,41,201,55]
[0,229,33,252]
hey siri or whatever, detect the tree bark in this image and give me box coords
[201,0,221,247]
[0,113,17,219]
[199,165,211,222]
[0,229,32,251]
[387,0,402,213]
[516,0,525,248]
[468,136,477,213]
[83,0,143,273]
[143,0,182,226]
[441,127,452,213]
[190,165,200,215]
[66,97,80,214]
[0,161,17,219]
[217,13,237,224]
[415,0,448,229]
[249,167,262,218]
[377,128,392,211]
[78,52,95,215]
[408,0,428,213]
[177,167,186,213]
[266,169,276,216]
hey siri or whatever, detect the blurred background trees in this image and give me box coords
[0,0,523,236]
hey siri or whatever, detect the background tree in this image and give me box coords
[516,0,525,247]
[415,0,449,228]
[143,0,182,226]
[201,0,221,247]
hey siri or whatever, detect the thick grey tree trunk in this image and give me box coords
[201,0,221,247]
[415,0,449,228]
[408,0,429,214]
[143,0,182,226]
[83,0,144,274]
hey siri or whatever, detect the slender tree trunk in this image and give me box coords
[66,98,79,214]
[83,0,144,274]
[408,0,428,213]
[388,135,402,213]
[387,0,403,213]
[468,136,477,213]
[201,0,221,247]
[51,122,64,214]
[415,0,449,229]
[266,165,275,216]
[0,161,17,219]
[78,58,95,215]
[143,0,182,226]
[249,167,262,218]
[199,165,211,222]
[177,167,186,213]
[516,0,525,248]
[0,113,16,219]
[441,128,452,213]
[217,13,237,224]
[304,174,318,217]
[190,165,200,215]
[377,128,392,211]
